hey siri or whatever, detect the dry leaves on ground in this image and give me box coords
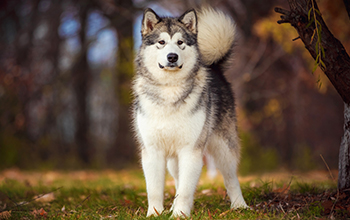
[255,188,350,218]
[0,211,11,220]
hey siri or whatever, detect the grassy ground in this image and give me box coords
[0,168,347,219]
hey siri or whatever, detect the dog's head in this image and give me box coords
[139,8,199,82]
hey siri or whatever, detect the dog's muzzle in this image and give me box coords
[167,53,178,63]
[159,53,183,70]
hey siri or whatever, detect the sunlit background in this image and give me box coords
[0,0,349,173]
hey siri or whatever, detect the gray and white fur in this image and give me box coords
[132,7,248,218]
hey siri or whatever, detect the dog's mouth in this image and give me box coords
[158,63,183,70]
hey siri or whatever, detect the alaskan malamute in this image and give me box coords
[132,7,248,218]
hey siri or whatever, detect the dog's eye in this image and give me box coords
[158,40,165,45]
[177,40,183,45]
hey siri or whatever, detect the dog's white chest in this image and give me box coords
[136,101,205,155]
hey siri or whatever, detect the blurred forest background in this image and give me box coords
[0,0,349,173]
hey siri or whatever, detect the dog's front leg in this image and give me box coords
[142,147,166,217]
[171,147,203,218]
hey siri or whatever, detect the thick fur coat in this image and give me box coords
[132,7,248,218]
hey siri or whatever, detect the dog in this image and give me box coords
[132,7,248,218]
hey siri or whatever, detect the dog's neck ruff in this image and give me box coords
[134,65,206,109]
[138,76,196,104]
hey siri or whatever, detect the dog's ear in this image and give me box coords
[142,8,161,36]
[178,9,197,34]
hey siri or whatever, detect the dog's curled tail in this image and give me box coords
[197,7,236,66]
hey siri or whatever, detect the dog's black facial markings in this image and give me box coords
[143,33,160,46]
[182,31,196,46]
[181,46,186,50]
[159,63,164,69]
[179,64,183,69]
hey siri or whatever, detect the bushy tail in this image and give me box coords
[197,7,236,66]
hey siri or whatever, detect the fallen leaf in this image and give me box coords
[218,209,230,217]
[40,208,47,216]
[207,209,212,219]
[31,208,47,218]
[201,189,213,195]
[34,193,55,203]
[273,183,290,194]
[217,187,226,197]
[137,192,147,197]
[0,211,11,220]
[321,200,333,215]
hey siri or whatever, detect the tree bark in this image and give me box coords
[275,0,350,190]
[339,103,350,190]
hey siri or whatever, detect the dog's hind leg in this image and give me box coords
[167,157,179,211]
[171,147,203,218]
[208,134,248,209]
[142,147,166,216]
[167,157,179,190]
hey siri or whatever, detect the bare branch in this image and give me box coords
[275,0,350,104]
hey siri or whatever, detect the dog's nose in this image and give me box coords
[167,53,178,63]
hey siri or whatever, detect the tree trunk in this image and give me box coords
[275,0,350,190]
[112,35,135,163]
[98,0,137,166]
[73,2,91,165]
[339,103,350,190]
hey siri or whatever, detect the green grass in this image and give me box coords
[0,169,337,219]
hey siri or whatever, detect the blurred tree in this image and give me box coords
[0,0,120,168]
[94,0,140,166]
[0,0,347,171]
[275,0,350,190]
[73,0,92,164]
[220,0,302,167]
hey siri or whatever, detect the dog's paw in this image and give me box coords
[170,203,191,218]
[146,206,164,217]
[230,201,251,210]
[170,210,189,219]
